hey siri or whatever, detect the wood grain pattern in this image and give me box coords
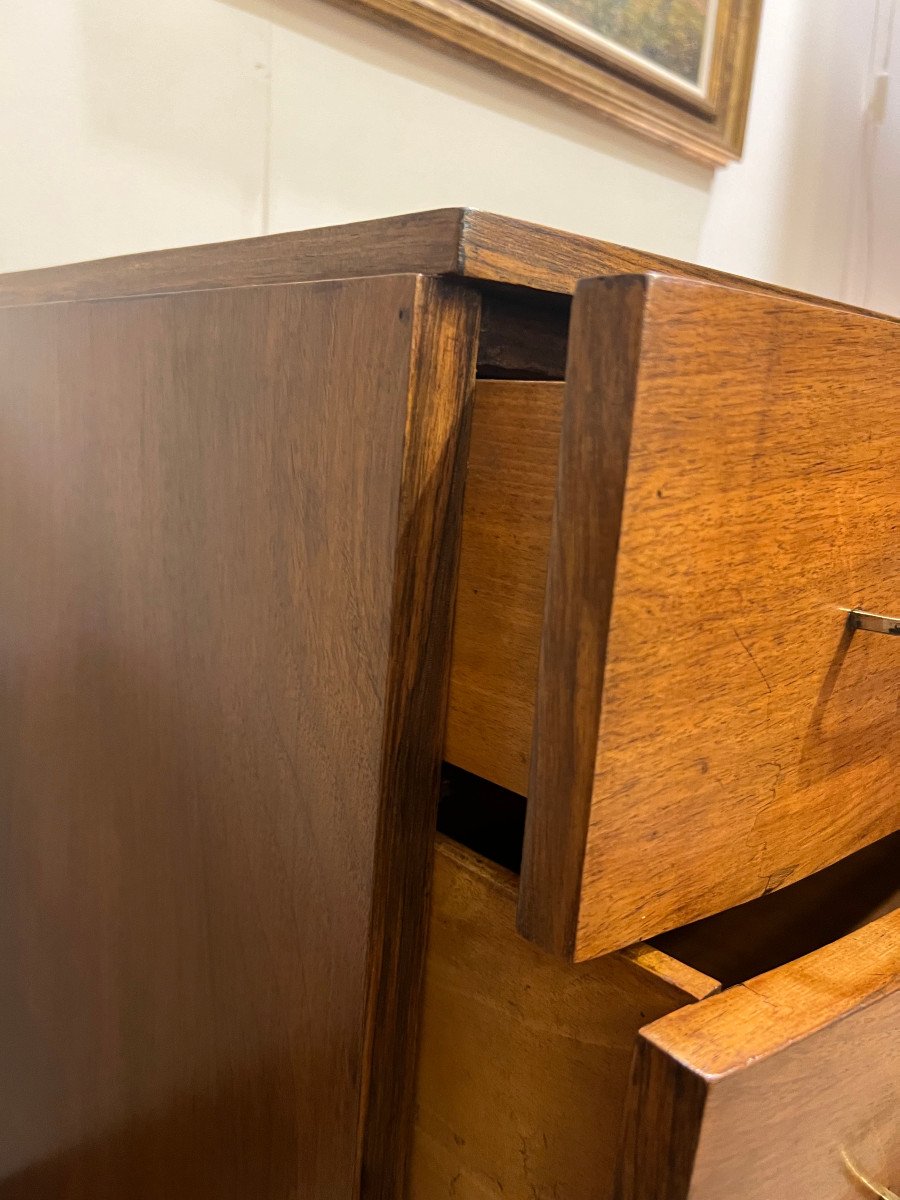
[445,381,564,793]
[0,208,895,322]
[326,0,761,164]
[472,209,892,319]
[519,276,648,956]
[0,274,478,1198]
[410,837,717,1200]
[521,273,900,960]
[0,209,465,307]
[616,907,900,1200]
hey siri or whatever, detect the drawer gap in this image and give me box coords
[652,831,900,986]
[475,284,570,380]
[438,764,526,874]
[437,760,900,993]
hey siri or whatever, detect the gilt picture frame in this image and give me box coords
[335,0,763,164]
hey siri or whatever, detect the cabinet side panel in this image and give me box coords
[0,275,477,1199]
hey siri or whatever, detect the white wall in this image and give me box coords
[700,0,880,302]
[0,0,270,270]
[1,0,896,314]
[847,0,900,314]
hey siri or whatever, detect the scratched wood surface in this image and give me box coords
[520,274,900,960]
[616,906,900,1200]
[0,275,478,1198]
[410,838,717,1200]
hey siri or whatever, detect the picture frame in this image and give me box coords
[334,0,764,164]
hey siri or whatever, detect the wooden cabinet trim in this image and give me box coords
[1,209,896,324]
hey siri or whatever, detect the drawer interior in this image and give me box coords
[424,773,900,1200]
[445,379,562,797]
[411,835,717,1200]
[438,764,900,987]
[652,830,900,984]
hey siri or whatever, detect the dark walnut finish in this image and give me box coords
[616,906,900,1200]
[0,274,478,1198]
[1,209,895,322]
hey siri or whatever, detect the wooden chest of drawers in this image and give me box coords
[0,210,897,1199]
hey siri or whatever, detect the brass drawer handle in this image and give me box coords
[843,1150,899,1198]
[849,609,900,636]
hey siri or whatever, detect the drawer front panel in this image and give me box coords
[520,274,900,959]
[616,907,900,1200]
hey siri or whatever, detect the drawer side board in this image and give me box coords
[411,838,717,1200]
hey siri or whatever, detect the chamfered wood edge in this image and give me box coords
[637,904,900,1081]
[0,208,896,326]
[613,1036,709,1200]
[612,906,900,1200]
[517,273,649,960]
[458,210,898,321]
[619,943,721,1005]
[359,277,481,1199]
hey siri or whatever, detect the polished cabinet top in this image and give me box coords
[1,208,896,319]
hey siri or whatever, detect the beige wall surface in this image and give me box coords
[0,0,895,313]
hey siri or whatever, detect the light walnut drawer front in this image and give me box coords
[617,905,900,1200]
[446,273,900,962]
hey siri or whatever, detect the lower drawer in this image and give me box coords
[413,831,900,1200]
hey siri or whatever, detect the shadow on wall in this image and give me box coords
[700,0,879,302]
[215,0,713,182]
[58,0,714,264]
[763,1,870,300]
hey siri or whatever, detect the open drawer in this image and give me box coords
[446,274,900,960]
[618,906,900,1200]
[413,823,900,1200]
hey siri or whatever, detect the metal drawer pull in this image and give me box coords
[842,1150,899,1199]
[849,609,900,636]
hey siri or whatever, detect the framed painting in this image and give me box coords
[335,0,763,163]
